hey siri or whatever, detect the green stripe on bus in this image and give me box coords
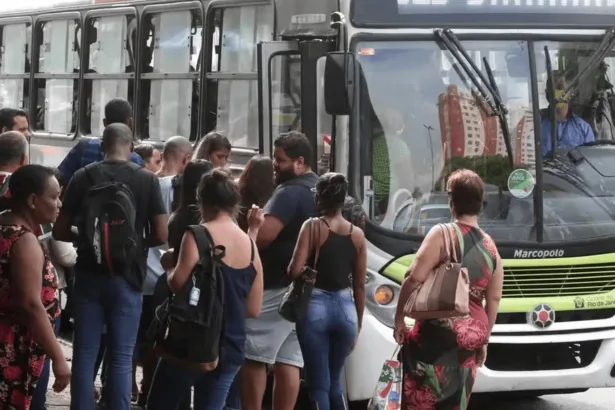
[382,252,615,313]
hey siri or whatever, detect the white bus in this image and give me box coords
[7,0,615,405]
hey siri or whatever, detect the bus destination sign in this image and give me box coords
[398,0,615,14]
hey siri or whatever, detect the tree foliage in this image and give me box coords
[436,154,527,191]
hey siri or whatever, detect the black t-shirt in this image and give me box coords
[62,160,167,289]
[168,205,201,265]
[261,172,318,289]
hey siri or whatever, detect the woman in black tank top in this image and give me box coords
[288,173,367,410]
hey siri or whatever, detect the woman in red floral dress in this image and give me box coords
[393,169,504,410]
[0,165,71,409]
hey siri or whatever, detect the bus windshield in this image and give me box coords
[357,38,615,243]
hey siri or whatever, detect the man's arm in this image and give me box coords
[147,174,168,246]
[58,140,86,185]
[130,152,144,166]
[256,186,298,250]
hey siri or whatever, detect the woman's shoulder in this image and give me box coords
[0,222,32,241]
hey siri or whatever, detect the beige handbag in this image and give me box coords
[403,223,470,320]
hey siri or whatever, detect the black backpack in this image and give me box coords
[151,225,226,372]
[81,163,139,276]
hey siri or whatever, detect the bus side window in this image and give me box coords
[139,9,201,141]
[205,6,273,148]
[0,23,31,111]
[34,18,80,135]
[83,14,135,137]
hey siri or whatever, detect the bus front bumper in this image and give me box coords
[343,317,615,400]
[474,328,615,393]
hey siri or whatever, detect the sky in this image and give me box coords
[1,0,90,12]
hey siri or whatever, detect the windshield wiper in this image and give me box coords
[557,28,615,104]
[435,28,514,168]
[544,45,557,160]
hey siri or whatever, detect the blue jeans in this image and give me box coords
[30,316,62,410]
[296,288,358,410]
[147,359,240,410]
[225,373,241,410]
[70,272,143,410]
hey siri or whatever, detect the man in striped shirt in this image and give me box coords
[58,98,143,184]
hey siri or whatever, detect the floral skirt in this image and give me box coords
[0,323,46,409]
[401,355,476,410]
[400,317,486,410]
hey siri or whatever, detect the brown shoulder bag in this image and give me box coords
[403,223,470,320]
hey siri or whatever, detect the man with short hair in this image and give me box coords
[53,123,168,410]
[0,108,31,142]
[241,131,317,410]
[0,130,28,179]
[58,98,144,184]
[135,135,192,407]
[540,75,595,155]
[0,131,29,211]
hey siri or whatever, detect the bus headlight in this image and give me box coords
[374,285,395,306]
[365,271,400,329]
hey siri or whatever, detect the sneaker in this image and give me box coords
[136,393,147,408]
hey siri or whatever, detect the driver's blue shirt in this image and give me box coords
[540,113,595,155]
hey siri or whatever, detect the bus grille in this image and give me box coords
[503,263,615,298]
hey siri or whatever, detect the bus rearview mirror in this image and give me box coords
[324,52,356,116]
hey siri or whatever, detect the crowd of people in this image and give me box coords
[0,98,368,410]
[0,96,503,410]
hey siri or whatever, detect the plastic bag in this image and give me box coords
[368,347,402,410]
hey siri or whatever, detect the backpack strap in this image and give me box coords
[187,225,212,261]
[250,239,255,263]
[186,225,226,262]
[84,162,108,186]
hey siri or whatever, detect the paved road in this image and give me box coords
[469,389,615,409]
[45,390,615,409]
[45,339,615,409]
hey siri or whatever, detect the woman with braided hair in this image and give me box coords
[287,172,367,410]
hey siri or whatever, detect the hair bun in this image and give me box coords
[330,174,347,185]
[211,168,230,182]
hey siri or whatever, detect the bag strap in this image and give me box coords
[441,223,464,264]
[440,224,452,263]
[187,224,212,260]
[187,225,226,262]
[311,218,323,268]
[84,162,108,186]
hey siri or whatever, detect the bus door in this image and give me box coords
[257,41,299,157]
[298,41,335,172]
[258,40,334,170]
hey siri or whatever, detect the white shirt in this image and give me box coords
[143,174,176,295]
[43,239,77,289]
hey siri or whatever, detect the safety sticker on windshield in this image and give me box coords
[507,169,535,199]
